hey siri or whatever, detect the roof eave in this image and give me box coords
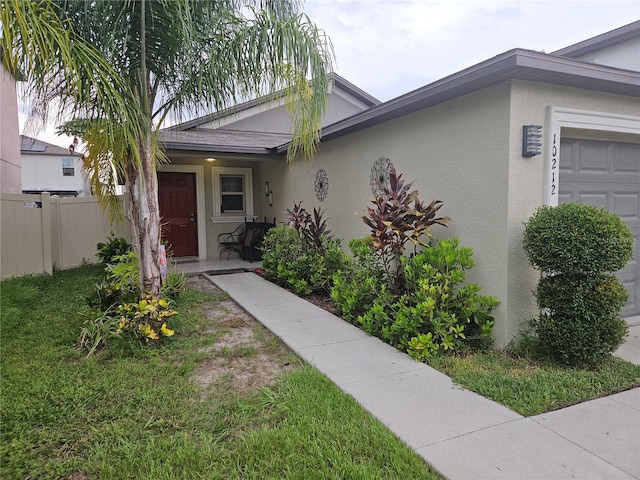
[278,49,639,149]
[162,140,280,156]
[551,20,640,59]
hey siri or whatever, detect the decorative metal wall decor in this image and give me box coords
[370,157,393,196]
[314,168,329,202]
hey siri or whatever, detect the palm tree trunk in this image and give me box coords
[128,135,162,296]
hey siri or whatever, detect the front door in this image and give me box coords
[158,172,198,257]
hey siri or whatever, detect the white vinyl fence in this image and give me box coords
[0,193,130,279]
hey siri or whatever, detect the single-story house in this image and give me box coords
[20,135,90,197]
[160,22,640,347]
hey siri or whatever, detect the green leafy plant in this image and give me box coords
[106,251,139,295]
[263,205,347,295]
[332,238,499,360]
[523,203,633,366]
[79,248,185,356]
[523,203,633,274]
[96,232,132,265]
[331,237,386,324]
[77,306,120,357]
[162,267,186,299]
[361,165,449,293]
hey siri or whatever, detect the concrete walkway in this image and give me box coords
[208,272,640,480]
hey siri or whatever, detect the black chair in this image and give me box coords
[240,217,275,262]
[217,223,245,259]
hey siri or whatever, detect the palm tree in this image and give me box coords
[2,0,333,295]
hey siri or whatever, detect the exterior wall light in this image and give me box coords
[265,181,273,206]
[522,125,543,157]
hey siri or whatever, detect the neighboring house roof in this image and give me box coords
[165,72,380,132]
[552,20,640,59]
[275,48,640,152]
[161,129,292,154]
[20,135,81,157]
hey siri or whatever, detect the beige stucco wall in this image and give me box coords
[0,66,21,193]
[262,83,516,344]
[261,80,640,348]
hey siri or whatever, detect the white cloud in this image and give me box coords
[304,0,639,100]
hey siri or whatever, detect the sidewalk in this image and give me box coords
[208,272,640,480]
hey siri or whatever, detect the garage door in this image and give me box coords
[559,138,640,317]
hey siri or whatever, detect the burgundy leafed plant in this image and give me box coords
[361,165,449,293]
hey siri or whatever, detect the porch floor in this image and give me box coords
[170,257,262,276]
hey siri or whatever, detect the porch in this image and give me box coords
[170,257,262,276]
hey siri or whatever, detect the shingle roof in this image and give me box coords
[20,135,81,156]
[159,128,291,154]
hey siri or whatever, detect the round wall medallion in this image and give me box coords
[314,168,329,202]
[370,157,392,196]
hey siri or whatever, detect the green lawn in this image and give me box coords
[427,350,640,416]
[1,265,439,479]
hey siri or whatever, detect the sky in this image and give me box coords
[18,0,640,149]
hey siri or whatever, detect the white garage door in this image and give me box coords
[559,138,640,317]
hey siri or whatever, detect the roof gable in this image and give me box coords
[165,72,380,133]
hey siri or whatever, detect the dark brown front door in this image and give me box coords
[158,172,198,257]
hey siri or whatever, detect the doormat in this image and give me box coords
[205,268,250,275]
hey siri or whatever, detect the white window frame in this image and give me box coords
[62,157,75,176]
[211,167,254,223]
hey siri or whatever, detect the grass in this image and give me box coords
[1,265,439,479]
[427,350,640,416]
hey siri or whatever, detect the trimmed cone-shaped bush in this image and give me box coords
[523,202,633,366]
[523,203,633,274]
[534,273,628,365]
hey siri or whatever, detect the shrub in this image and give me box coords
[523,203,633,274]
[361,165,448,294]
[523,203,633,366]
[331,237,386,324]
[262,225,346,295]
[332,238,499,360]
[96,232,132,265]
[115,296,177,346]
[262,204,347,295]
[78,247,184,357]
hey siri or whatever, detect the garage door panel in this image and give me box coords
[560,138,640,317]
[558,193,573,204]
[614,143,640,173]
[578,193,608,208]
[578,143,609,173]
[613,193,639,221]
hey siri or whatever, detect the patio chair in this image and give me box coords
[240,217,276,262]
[217,223,245,259]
